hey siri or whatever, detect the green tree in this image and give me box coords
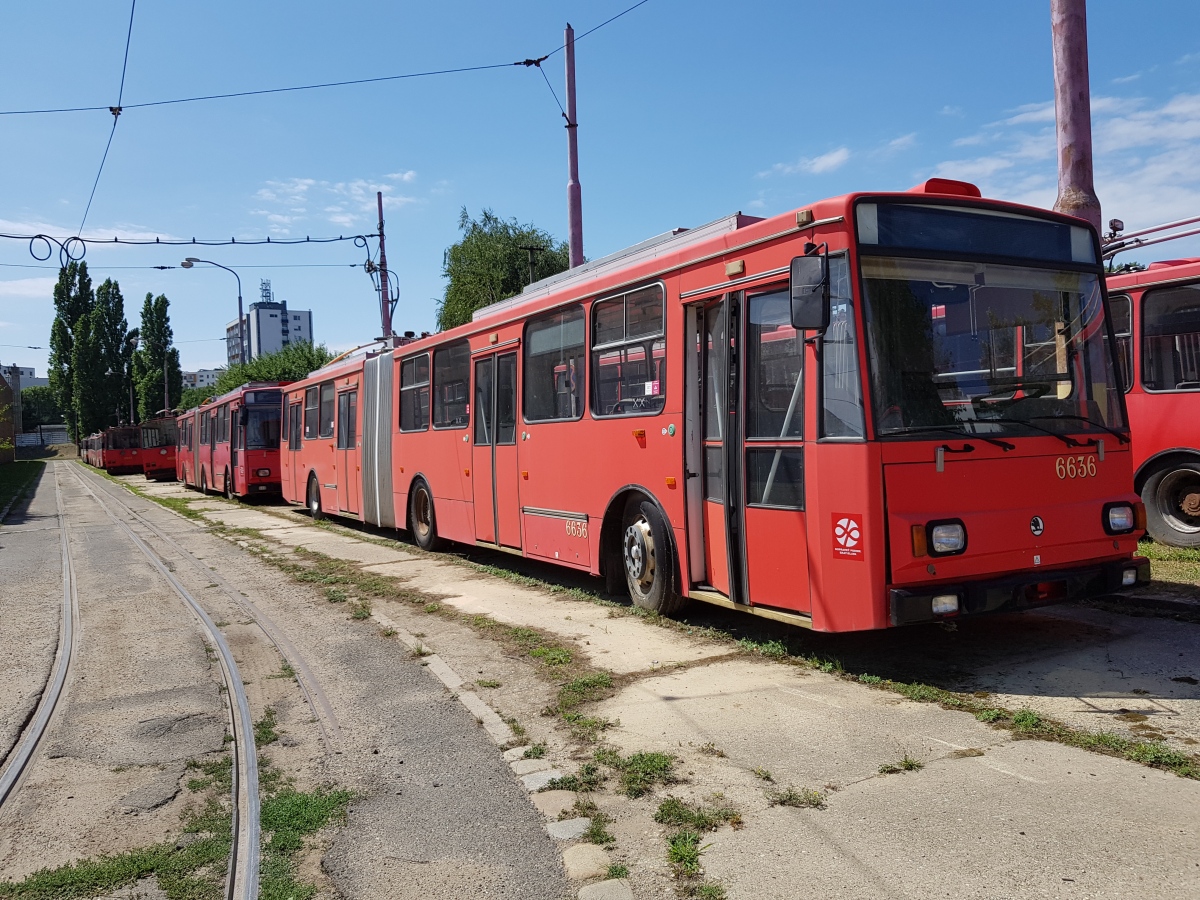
[93,279,136,425]
[21,385,64,430]
[48,262,95,440]
[71,311,108,436]
[177,342,335,409]
[132,292,183,419]
[437,208,570,331]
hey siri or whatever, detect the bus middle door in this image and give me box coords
[337,388,360,515]
[692,291,810,613]
[472,351,521,548]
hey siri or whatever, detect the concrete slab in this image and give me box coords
[503,746,532,762]
[577,881,633,900]
[561,844,610,880]
[429,572,732,675]
[531,790,575,820]
[247,525,414,566]
[545,817,589,840]
[521,770,564,792]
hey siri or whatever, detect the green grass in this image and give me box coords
[522,744,546,759]
[653,796,742,832]
[879,755,923,775]
[581,812,616,845]
[475,679,501,689]
[752,767,773,782]
[543,762,606,793]
[736,637,788,659]
[765,785,826,809]
[606,863,629,880]
[691,883,728,900]
[666,830,705,878]
[0,460,44,516]
[529,646,573,666]
[594,748,678,798]
[254,708,279,747]
[270,661,297,680]
[258,786,352,900]
[349,599,372,620]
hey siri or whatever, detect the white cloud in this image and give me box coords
[251,176,420,234]
[760,146,850,177]
[940,105,963,117]
[0,276,56,298]
[885,133,917,152]
[386,170,417,183]
[1112,73,1142,84]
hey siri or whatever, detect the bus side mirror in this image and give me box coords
[790,252,830,332]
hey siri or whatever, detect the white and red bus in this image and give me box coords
[177,383,288,499]
[140,413,178,481]
[282,180,1148,632]
[1105,258,1200,545]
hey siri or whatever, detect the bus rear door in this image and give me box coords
[472,351,521,548]
[689,291,811,613]
[337,388,360,515]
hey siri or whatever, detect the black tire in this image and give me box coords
[1142,464,1200,548]
[224,468,235,501]
[308,474,324,521]
[199,469,209,495]
[409,480,443,551]
[621,497,688,616]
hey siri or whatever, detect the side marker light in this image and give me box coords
[911,525,927,557]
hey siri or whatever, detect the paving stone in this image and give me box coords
[545,817,589,840]
[561,843,610,880]
[520,769,563,792]
[578,880,634,900]
[511,757,551,776]
[531,789,576,819]
[503,745,531,762]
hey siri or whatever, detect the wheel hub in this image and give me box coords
[624,518,655,588]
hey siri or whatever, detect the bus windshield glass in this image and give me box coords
[245,405,282,449]
[860,257,1126,439]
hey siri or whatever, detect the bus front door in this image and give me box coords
[337,389,360,515]
[472,352,521,548]
[691,293,810,614]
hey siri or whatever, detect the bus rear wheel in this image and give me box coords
[1142,464,1200,548]
[410,481,443,551]
[224,468,235,501]
[308,475,324,521]
[199,470,209,495]
[621,497,687,616]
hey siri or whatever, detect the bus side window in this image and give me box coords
[525,304,585,422]
[304,387,319,439]
[821,254,866,438]
[1108,294,1133,392]
[1139,284,1200,392]
[433,341,471,428]
[319,382,336,438]
[591,284,666,418]
[400,353,431,431]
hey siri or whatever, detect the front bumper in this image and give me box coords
[889,556,1151,626]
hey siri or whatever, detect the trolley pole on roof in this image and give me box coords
[565,23,584,268]
[376,191,393,339]
[1051,0,1101,233]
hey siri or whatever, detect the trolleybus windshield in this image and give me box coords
[856,203,1125,441]
[244,403,282,449]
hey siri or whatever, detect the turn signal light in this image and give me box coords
[1133,501,1147,531]
[911,525,927,558]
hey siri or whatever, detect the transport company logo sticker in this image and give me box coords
[1030,515,1045,536]
[832,514,863,560]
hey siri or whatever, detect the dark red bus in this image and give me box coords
[177,383,288,499]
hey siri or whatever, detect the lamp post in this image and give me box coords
[181,258,245,365]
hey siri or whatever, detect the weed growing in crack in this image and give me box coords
[765,786,826,809]
[594,748,679,798]
[752,767,774,782]
[736,637,788,659]
[606,863,629,879]
[350,600,372,620]
[975,708,1005,723]
[667,829,705,877]
[543,763,606,792]
[530,646,573,666]
[697,742,726,758]
[501,715,526,738]
[523,744,547,759]
[582,812,616,845]
[410,644,432,658]
[654,796,741,832]
[380,626,398,638]
[254,708,279,747]
[476,679,501,689]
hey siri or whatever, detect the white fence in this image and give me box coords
[16,428,70,447]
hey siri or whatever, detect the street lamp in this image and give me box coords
[181,257,245,365]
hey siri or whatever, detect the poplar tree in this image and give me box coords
[71,311,108,436]
[133,292,183,419]
[48,262,95,440]
[93,279,135,424]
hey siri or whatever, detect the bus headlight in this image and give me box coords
[928,520,966,556]
[257,468,271,477]
[931,594,960,615]
[1104,503,1135,535]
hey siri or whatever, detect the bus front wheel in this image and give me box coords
[409,481,443,551]
[621,497,687,616]
[199,470,209,495]
[308,475,324,521]
[1142,464,1200,548]
[224,468,235,501]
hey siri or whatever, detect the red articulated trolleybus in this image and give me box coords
[282,179,1149,633]
[83,425,142,474]
[176,383,288,499]
[1105,258,1200,546]
[140,412,178,481]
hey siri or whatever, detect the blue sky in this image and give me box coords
[2,1,1199,376]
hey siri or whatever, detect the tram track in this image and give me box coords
[66,464,261,900]
[83,467,341,752]
[0,466,79,813]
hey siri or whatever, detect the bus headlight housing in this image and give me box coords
[257,468,271,477]
[1104,503,1135,535]
[927,520,967,556]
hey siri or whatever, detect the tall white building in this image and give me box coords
[182,369,222,390]
[225,280,313,364]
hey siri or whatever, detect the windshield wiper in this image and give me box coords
[1021,414,1131,445]
[886,424,1015,451]
[980,416,1084,448]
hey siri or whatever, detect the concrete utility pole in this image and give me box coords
[377,191,392,339]
[565,23,584,268]
[1051,0,1101,233]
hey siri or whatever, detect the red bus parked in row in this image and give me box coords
[282,180,1148,632]
[140,413,178,481]
[1106,258,1200,546]
[81,425,143,474]
[177,383,288,499]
